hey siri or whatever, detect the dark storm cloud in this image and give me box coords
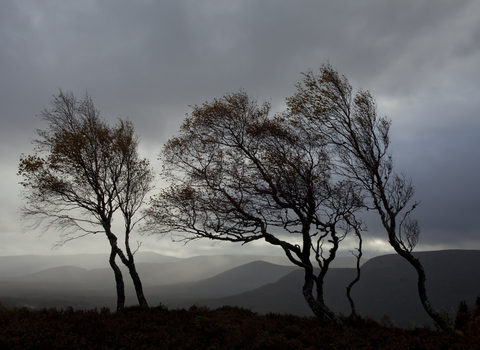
[392,99,480,248]
[1,0,479,256]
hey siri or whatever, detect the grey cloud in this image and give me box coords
[1,0,479,257]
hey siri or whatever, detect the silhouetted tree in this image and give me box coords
[18,91,153,311]
[454,300,470,333]
[345,219,363,317]
[474,295,480,320]
[145,91,364,324]
[286,63,450,330]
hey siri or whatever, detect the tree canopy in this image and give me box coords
[145,90,364,322]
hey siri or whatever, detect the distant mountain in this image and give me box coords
[199,250,480,328]
[0,251,181,278]
[12,265,91,283]
[0,252,362,287]
[353,249,480,327]
[0,252,363,281]
[3,249,476,328]
[129,255,289,287]
[132,254,305,286]
[144,260,299,304]
[196,266,354,316]
[0,258,300,294]
[0,258,300,311]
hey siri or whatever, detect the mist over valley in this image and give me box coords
[1,250,479,328]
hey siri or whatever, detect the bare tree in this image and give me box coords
[345,218,363,317]
[144,91,364,324]
[18,91,153,311]
[286,64,451,330]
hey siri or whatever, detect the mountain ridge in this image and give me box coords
[200,249,480,327]
[0,249,477,328]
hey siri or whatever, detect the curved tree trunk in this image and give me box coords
[303,272,342,325]
[346,233,362,317]
[389,236,451,331]
[105,223,148,308]
[105,227,126,313]
[346,266,361,317]
[108,246,125,313]
[127,263,148,307]
[117,248,149,307]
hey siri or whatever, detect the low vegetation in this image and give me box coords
[0,304,478,349]
[450,297,480,335]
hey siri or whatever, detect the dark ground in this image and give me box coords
[0,305,478,350]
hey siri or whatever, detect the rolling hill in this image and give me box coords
[1,249,478,328]
[199,250,480,327]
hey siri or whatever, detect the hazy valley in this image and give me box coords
[1,250,479,328]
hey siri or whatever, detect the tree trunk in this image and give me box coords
[389,237,451,331]
[116,248,149,307]
[303,273,342,325]
[128,265,148,307]
[109,246,125,313]
[346,234,362,317]
[346,268,360,317]
[105,227,126,313]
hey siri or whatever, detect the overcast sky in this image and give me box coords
[1,0,479,259]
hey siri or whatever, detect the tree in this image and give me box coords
[144,91,364,323]
[286,63,451,330]
[454,300,470,333]
[18,91,153,311]
[345,219,362,317]
[110,118,153,308]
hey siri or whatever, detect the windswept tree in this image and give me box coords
[144,91,364,323]
[286,64,450,330]
[18,91,153,312]
[345,219,363,317]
